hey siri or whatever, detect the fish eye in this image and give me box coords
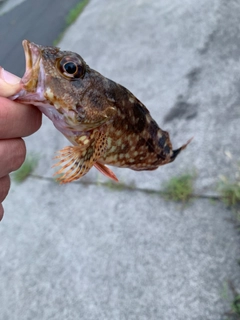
[63,62,77,75]
[58,56,85,79]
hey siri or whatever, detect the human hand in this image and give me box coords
[0,69,42,220]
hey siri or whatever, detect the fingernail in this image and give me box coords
[1,68,20,84]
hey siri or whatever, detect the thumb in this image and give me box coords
[0,67,21,97]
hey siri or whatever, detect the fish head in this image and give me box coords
[21,39,88,101]
[19,40,87,130]
[14,40,115,135]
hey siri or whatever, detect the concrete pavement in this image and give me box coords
[1,0,240,319]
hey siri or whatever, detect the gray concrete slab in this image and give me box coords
[1,0,240,319]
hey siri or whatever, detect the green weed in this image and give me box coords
[231,295,240,318]
[53,34,63,47]
[218,152,240,207]
[53,0,89,46]
[66,0,89,26]
[162,172,196,203]
[218,177,240,207]
[104,180,136,191]
[223,281,240,320]
[12,153,39,183]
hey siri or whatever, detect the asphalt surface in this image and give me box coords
[1,1,240,320]
[0,0,82,76]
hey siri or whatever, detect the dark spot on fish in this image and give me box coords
[146,138,155,153]
[132,103,147,133]
[105,84,116,102]
[76,102,83,110]
[136,137,145,149]
[74,160,79,167]
[156,151,166,161]
[121,143,130,153]
[86,147,94,159]
[158,135,166,148]
[113,117,125,131]
[164,145,170,154]
[149,120,159,139]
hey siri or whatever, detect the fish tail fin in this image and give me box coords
[170,137,193,162]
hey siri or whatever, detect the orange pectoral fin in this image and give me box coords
[53,128,116,183]
[94,162,119,182]
[53,146,93,184]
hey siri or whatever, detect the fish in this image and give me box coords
[11,40,191,183]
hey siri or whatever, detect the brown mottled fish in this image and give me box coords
[11,40,191,183]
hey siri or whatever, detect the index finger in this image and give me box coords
[0,97,42,138]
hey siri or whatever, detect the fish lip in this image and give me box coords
[21,40,42,90]
[22,40,32,74]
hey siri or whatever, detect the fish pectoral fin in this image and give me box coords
[53,145,94,184]
[53,128,116,184]
[94,162,119,182]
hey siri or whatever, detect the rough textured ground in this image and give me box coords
[1,0,240,319]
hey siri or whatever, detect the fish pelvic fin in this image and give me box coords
[94,162,119,182]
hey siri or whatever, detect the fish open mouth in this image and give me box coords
[21,40,42,91]
[13,39,47,102]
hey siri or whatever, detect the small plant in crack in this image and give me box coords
[162,171,196,203]
[53,0,89,45]
[218,151,240,208]
[65,0,89,27]
[224,280,240,320]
